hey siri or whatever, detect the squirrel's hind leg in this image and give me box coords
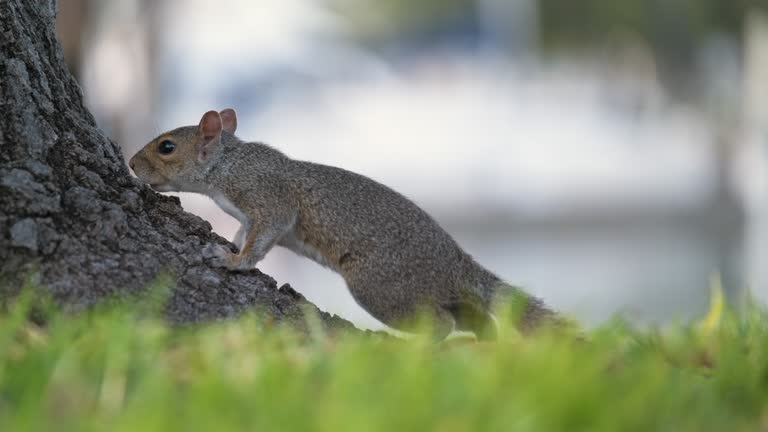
[345,280,456,341]
[448,302,499,341]
[424,307,457,342]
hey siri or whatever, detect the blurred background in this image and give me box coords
[57,0,768,330]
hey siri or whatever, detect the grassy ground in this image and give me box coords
[1,286,767,432]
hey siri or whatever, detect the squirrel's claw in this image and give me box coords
[202,243,235,269]
[202,243,256,271]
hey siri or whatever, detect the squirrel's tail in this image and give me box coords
[491,282,564,335]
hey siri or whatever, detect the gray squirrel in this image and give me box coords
[129,109,558,339]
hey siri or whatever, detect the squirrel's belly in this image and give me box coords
[209,190,249,226]
[279,230,333,270]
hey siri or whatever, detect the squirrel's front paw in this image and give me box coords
[202,243,256,271]
[202,243,236,269]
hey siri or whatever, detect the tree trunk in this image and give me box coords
[0,0,353,332]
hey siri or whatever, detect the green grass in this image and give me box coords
[1,287,767,432]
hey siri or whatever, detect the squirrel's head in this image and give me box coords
[129,109,238,192]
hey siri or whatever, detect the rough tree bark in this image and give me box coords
[0,0,353,331]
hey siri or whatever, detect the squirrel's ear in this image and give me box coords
[220,108,237,134]
[198,110,223,161]
[199,110,222,140]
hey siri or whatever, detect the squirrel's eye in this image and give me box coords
[158,140,176,155]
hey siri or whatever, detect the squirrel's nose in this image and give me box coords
[129,160,136,171]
